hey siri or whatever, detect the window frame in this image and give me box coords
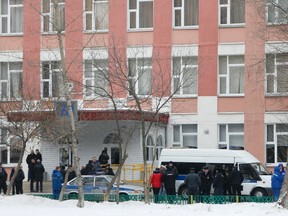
[172,124,197,148]
[0,0,23,35]
[266,123,288,164]
[172,56,198,97]
[84,0,109,32]
[41,61,65,99]
[218,123,244,150]
[173,0,199,29]
[84,59,109,99]
[265,53,288,95]
[218,55,245,96]
[218,0,245,26]
[0,62,23,100]
[128,0,154,30]
[128,57,152,96]
[266,0,288,25]
[42,0,65,33]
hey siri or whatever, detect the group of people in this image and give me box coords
[26,149,45,193]
[149,162,245,200]
[80,150,114,176]
[271,163,286,201]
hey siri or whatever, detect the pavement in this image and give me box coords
[23,181,52,193]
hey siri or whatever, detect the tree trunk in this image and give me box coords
[279,172,288,208]
[59,166,73,201]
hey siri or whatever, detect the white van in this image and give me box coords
[158,149,272,197]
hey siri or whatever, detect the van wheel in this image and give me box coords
[252,188,266,197]
[178,185,189,196]
[68,193,78,199]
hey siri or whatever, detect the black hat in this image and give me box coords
[202,166,208,170]
[190,167,195,171]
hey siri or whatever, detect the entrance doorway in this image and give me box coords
[103,133,121,164]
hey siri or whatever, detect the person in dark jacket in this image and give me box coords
[51,166,63,200]
[185,167,201,195]
[0,162,7,195]
[198,166,213,195]
[272,166,284,201]
[67,165,76,181]
[26,150,37,182]
[34,159,45,192]
[98,149,109,165]
[35,149,42,162]
[223,167,232,195]
[15,166,25,194]
[105,164,114,176]
[163,165,178,195]
[213,168,225,195]
[229,166,243,196]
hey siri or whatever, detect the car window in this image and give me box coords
[95,177,108,186]
[82,177,94,186]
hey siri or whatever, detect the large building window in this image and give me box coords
[84,59,108,98]
[128,58,152,96]
[146,135,154,161]
[0,0,23,34]
[266,124,288,164]
[84,0,109,31]
[173,56,198,96]
[218,124,244,150]
[41,61,65,98]
[128,0,153,30]
[173,124,197,148]
[0,62,22,100]
[42,0,65,33]
[219,55,244,95]
[266,53,288,94]
[173,0,199,28]
[267,0,288,24]
[0,128,21,164]
[219,0,245,25]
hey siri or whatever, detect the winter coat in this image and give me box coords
[199,171,213,187]
[26,153,37,168]
[272,166,284,189]
[163,167,177,189]
[278,163,286,176]
[150,170,163,188]
[34,162,45,181]
[52,169,63,191]
[98,153,109,165]
[213,171,225,189]
[229,169,243,185]
[0,167,7,183]
[15,169,25,183]
[184,171,201,189]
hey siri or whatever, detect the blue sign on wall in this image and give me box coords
[54,101,78,120]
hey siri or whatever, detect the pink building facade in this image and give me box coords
[0,0,287,176]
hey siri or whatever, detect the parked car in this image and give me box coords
[64,175,144,199]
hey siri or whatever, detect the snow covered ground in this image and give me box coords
[1,195,288,216]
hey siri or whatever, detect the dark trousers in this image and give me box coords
[0,182,7,194]
[30,179,34,192]
[36,180,43,192]
[15,181,23,194]
[52,189,61,200]
[152,187,160,203]
[165,187,176,195]
[232,184,242,196]
[201,185,211,195]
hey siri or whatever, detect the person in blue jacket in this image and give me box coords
[271,166,284,201]
[278,163,286,177]
[51,166,63,200]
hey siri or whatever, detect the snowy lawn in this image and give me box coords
[1,194,288,216]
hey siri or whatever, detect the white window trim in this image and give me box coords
[172,56,198,97]
[83,0,109,32]
[41,0,65,34]
[127,0,154,31]
[218,123,244,149]
[0,0,23,35]
[218,55,245,96]
[218,0,245,26]
[172,124,197,148]
[172,0,199,29]
[266,0,288,25]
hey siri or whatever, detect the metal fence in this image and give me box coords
[31,193,274,204]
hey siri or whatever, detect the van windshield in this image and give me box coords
[251,163,270,175]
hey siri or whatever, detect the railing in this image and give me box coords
[31,193,274,204]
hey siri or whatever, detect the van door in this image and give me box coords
[238,163,261,195]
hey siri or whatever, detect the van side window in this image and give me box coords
[239,164,260,180]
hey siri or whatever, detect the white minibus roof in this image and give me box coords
[159,149,260,164]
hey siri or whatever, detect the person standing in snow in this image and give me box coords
[272,166,284,201]
[51,166,63,200]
